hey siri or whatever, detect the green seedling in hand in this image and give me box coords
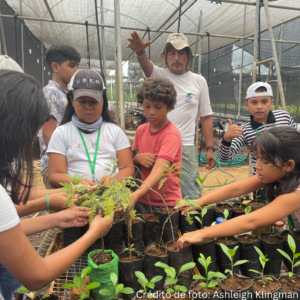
[249,246,273,287]
[216,178,228,187]
[62,267,100,300]
[220,244,248,277]
[176,197,201,225]
[277,234,300,278]
[245,206,251,214]
[135,271,162,299]
[193,254,227,289]
[155,261,195,293]
[99,273,134,300]
[17,285,51,300]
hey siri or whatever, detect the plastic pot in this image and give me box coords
[124,218,145,254]
[259,233,284,279]
[157,207,179,244]
[221,274,253,300]
[253,275,282,299]
[214,203,233,220]
[250,200,270,236]
[179,211,197,234]
[62,227,83,248]
[192,238,217,277]
[280,230,300,276]
[279,274,300,300]
[119,250,143,300]
[232,203,248,218]
[143,211,161,247]
[190,279,222,299]
[238,234,262,278]
[216,237,240,274]
[166,240,193,289]
[103,219,124,255]
[197,206,215,228]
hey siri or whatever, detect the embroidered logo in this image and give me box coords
[185,93,192,103]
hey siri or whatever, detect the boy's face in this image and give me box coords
[245,94,273,123]
[142,98,171,126]
[52,60,79,84]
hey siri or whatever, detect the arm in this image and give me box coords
[0,210,113,291]
[18,185,62,201]
[42,116,57,147]
[178,190,300,248]
[113,148,135,181]
[131,158,171,205]
[126,31,153,78]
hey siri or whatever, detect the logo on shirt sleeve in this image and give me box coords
[185,93,192,103]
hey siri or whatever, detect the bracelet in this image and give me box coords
[136,50,146,57]
[46,195,49,211]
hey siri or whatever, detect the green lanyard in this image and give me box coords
[78,128,101,182]
[255,123,276,136]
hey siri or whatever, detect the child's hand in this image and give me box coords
[174,200,197,215]
[88,212,113,240]
[134,153,157,168]
[79,179,97,189]
[56,206,90,228]
[99,176,112,184]
[48,192,69,211]
[224,119,243,142]
[177,231,204,249]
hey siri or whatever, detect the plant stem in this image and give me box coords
[128,221,132,259]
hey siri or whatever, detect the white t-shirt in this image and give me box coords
[47,121,131,182]
[0,184,19,232]
[150,65,213,146]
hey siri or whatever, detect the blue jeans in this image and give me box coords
[0,263,22,300]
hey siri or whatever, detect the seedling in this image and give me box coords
[62,267,100,300]
[158,163,185,192]
[222,208,229,220]
[176,196,201,225]
[249,246,273,287]
[154,261,195,293]
[135,271,163,299]
[193,254,227,289]
[220,244,248,278]
[245,206,251,214]
[17,285,51,300]
[197,176,207,189]
[194,206,207,227]
[277,234,300,278]
[215,178,228,187]
[99,273,134,300]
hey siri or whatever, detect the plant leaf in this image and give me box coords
[223,209,229,220]
[289,272,293,277]
[81,267,92,283]
[115,284,124,296]
[166,278,178,286]
[178,262,195,274]
[17,287,31,294]
[166,288,175,293]
[277,249,292,264]
[74,273,82,289]
[288,234,296,254]
[193,275,206,280]
[99,288,113,296]
[135,272,147,289]
[165,267,176,279]
[147,282,154,289]
[220,244,232,261]
[208,280,219,288]
[233,260,249,267]
[294,253,300,259]
[249,269,261,274]
[154,262,170,269]
[213,272,227,279]
[85,282,100,290]
[200,282,207,288]
[42,295,50,299]
[245,206,251,214]
[175,285,187,293]
[254,246,264,258]
[294,261,300,267]
[121,288,134,295]
[264,277,273,281]
[150,276,163,284]
[110,273,118,286]
[80,293,89,300]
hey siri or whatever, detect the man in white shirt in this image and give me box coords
[127,32,216,199]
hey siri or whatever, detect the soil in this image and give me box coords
[281,231,300,241]
[239,235,259,243]
[159,207,176,214]
[90,251,113,265]
[222,274,252,291]
[146,244,168,257]
[251,202,265,207]
[233,206,246,212]
[216,237,237,245]
[166,240,179,251]
[215,204,232,212]
[192,283,221,297]
[119,255,140,262]
[253,277,280,294]
[279,275,300,293]
[143,212,158,222]
[113,212,121,224]
[132,218,141,224]
[161,293,189,300]
[260,234,283,243]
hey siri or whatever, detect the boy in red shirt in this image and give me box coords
[131,77,183,213]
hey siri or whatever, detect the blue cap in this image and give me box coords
[216,217,227,225]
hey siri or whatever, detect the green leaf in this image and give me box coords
[62,283,75,289]
[220,244,232,261]
[17,287,31,294]
[193,275,206,280]
[115,284,124,296]
[289,272,293,277]
[225,269,232,276]
[154,262,170,269]
[207,271,215,280]
[294,261,300,268]
[147,282,154,289]
[245,206,251,214]
[198,257,207,270]
[175,285,187,293]
[184,200,200,208]
[188,211,200,215]
[208,280,219,288]
[249,269,261,275]
[110,273,118,286]
[294,253,300,259]
[165,267,176,279]
[166,278,177,286]
[99,288,113,296]
[135,272,147,289]
[178,262,195,274]
[121,287,134,295]
[288,234,296,254]
[81,267,92,283]
[201,207,208,218]
[277,249,292,264]
[166,288,175,293]
[150,276,163,284]
[85,282,100,290]
[195,216,202,224]
[254,246,264,258]
[223,209,229,220]
[200,282,207,288]
[74,273,82,289]
[264,277,273,281]
[80,292,89,300]
[42,295,50,299]
[233,260,249,267]
[212,272,227,279]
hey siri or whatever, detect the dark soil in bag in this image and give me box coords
[215,203,233,220]
[119,250,143,300]
[157,207,179,244]
[192,238,217,277]
[279,274,300,300]
[259,233,284,278]
[253,275,282,299]
[280,230,300,275]
[250,201,266,209]
[144,243,169,291]
[143,211,161,247]
[179,211,197,234]
[238,234,261,278]
[190,279,221,299]
[232,203,248,218]
[221,274,253,300]
[166,240,193,289]
[216,237,240,274]
[124,218,145,254]
[33,295,58,300]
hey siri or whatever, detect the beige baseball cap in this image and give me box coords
[0,55,23,72]
[160,33,194,68]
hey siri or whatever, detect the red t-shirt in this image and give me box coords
[131,121,183,207]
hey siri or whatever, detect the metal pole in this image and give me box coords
[206,32,211,87]
[197,12,202,75]
[276,24,283,110]
[21,23,24,69]
[41,41,44,86]
[192,11,202,73]
[147,28,151,60]
[114,0,125,129]
[263,0,286,110]
[85,21,90,69]
[238,2,247,118]
[94,0,106,85]
[100,0,107,79]
[14,14,18,63]
[258,2,261,81]
[252,0,260,83]
[178,0,183,33]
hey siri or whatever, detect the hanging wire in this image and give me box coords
[147,27,151,60]
[178,0,183,33]
[14,13,18,63]
[206,32,211,87]
[85,20,91,69]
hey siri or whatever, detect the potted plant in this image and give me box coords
[215,204,232,221]
[135,271,163,299]
[143,206,161,247]
[190,254,227,299]
[220,244,253,300]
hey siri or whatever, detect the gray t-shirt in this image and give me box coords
[38,80,68,172]
[47,121,130,182]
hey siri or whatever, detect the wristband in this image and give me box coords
[46,195,49,211]
[136,50,146,57]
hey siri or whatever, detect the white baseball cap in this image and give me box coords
[246,82,273,99]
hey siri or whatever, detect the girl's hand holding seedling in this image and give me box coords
[174,200,198,215]
[56,205,90,228]
[88,211,113,240]
[48,192,70,211]
[177,231,205,249]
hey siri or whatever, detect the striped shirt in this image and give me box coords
[218,110,296,174]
